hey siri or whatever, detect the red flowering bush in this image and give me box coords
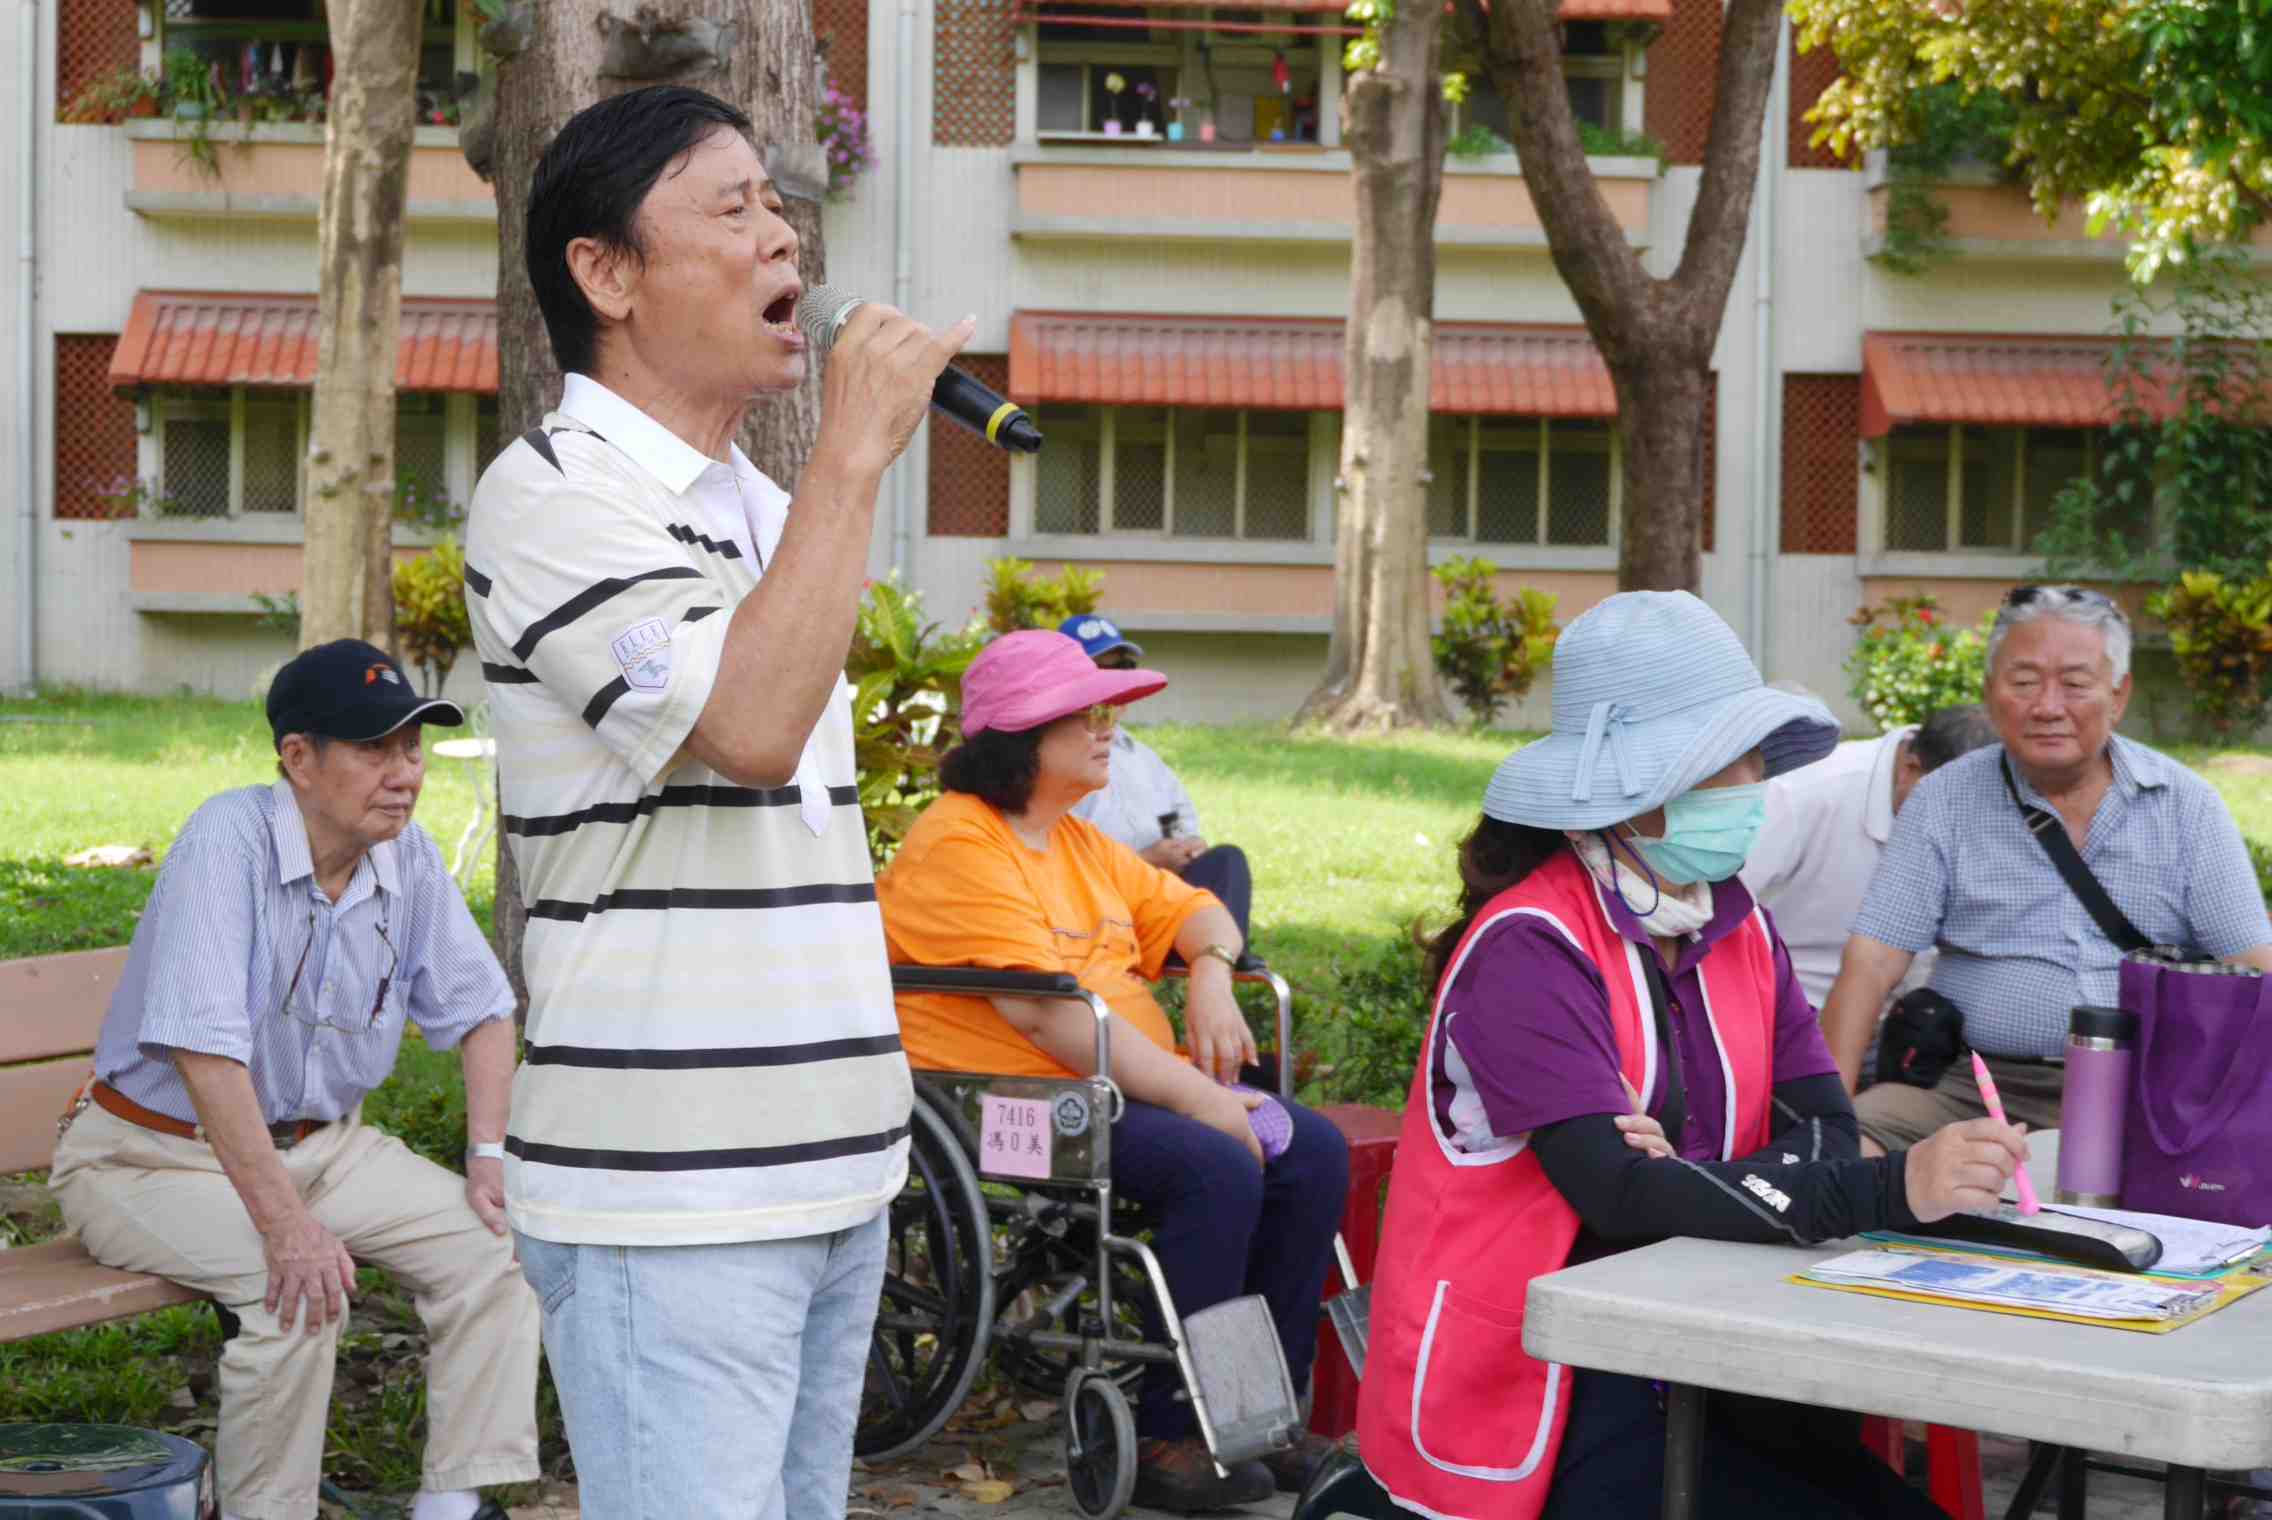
[1845,594,1993,731]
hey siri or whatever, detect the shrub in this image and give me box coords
[1308,933,1434,1111]
[393,538,471,697]
[982,557,1105,637]
[2146,568,2272,735]
[816,82,874,199]
[1430,557,1559,730]
[1844,594,1991,731]
[847,576,987,865]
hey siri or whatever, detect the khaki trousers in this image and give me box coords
[49,1102,539,1520]
[1852,1052,2065,1153]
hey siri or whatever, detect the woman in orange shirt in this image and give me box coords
[877,630,1350,1514]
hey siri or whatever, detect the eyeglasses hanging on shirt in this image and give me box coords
[277,903,397,1034]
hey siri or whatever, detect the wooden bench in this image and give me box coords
[0,947,203,1341]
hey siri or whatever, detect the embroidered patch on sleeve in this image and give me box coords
[610,616,673,693]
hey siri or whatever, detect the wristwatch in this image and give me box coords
[1196,943,1241,972]
[466,1141,507,1163]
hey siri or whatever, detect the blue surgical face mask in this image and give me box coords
[1625,781,1769,885]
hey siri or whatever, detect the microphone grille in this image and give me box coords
[794,285,865,358]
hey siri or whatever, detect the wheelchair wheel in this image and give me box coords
[857,1090,996,1461]
[1062,1368,1138,1520]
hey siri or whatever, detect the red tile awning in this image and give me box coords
[109,291,499,395]
[1009,311,1618,416]
[1859,332,2179,439]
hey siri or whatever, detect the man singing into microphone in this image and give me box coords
[465,85,970,1517]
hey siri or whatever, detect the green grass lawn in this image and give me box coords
[1,690,499,958]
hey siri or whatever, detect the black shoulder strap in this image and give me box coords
[1637,951,1689,1153]
[2001,755,2151,953]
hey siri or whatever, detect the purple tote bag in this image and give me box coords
[2118,953,2272,1228]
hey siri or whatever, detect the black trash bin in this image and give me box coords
[0,1424,210,1519]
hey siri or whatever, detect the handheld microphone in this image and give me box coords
[794,285,1044,454]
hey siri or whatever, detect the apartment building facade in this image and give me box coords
[3,0,2243,726]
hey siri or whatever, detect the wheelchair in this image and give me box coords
[858,961,1311,1519]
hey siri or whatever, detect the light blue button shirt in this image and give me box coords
[94,780,515,1125]
[1853,738,2272,1059]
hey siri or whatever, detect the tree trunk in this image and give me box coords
[301,0,423,650]
[1298,0,1454,732]
[1458,0,1785,592]
[486,0,827,1012]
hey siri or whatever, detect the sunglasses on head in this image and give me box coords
[2002,585,2128,620]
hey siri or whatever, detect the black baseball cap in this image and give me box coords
[266,639,465,748]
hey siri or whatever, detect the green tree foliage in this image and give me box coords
[1791,0,2272,277]
[2148,569,2272,735]
[2038,254,2272,584]
[1428,558,1559,730]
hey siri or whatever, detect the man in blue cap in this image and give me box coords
[50,639,536,1520]
[1058,614,1252,939]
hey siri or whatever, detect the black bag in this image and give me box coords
[1876,986,1967,1089]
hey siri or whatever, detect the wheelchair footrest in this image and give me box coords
[1183,1294,1302,1467]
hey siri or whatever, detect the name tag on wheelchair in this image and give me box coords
[920,1073,1113,1184]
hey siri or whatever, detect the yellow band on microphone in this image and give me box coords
[984,400,1022,444]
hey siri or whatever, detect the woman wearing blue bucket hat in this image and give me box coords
[1356,592,2028,1520]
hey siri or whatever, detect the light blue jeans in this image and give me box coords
[516,1212,887,1519]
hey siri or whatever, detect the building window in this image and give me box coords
[1453,25,1627,143]
[1034,10,1321,144]
[151,387,464,520]
[1427,416,1617,546]
[1033,404,1314,540]
[1881,424,2101,553]
[474,395,502,477]
[159,0,465,119]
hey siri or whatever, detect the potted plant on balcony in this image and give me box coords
[162,48,229,174]
[1101,71,1125,135]
[1165,95,1193,142]
[60,66,161,124]
[1133,79,1159,137]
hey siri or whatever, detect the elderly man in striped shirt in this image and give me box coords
[1821,586,2272,1154]
[49,639,537,1520]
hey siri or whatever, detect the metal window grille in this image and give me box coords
[1170,410,1238,538]
[2022,428,2093,547]
[53,334,139,520]
[1643,0,1720,166]
[474,397,502,479]
[933,0,1017,146]
[1241,412,1309,540]
[56,0,141,120]
[1113,408,1169,532]
[1426,417,1465,538]
[1545,422,1613,545]
[1474,431,1541,545]
[396,396,448,508]
[1779,374,1859,554]
[161,402,233,520]
[1960,427,2020,549]
[927,355,1015,535]
[240,396,300,514]
[1885,429,1951,551]
[1034,408,1103,535]
[1699,379,1719,553]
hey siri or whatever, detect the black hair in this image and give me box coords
[1911,702,1998,773]
[526,85,755,377]
[1423,816,1572,990]
[939,726,1047,814]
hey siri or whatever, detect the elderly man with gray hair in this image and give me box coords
[1821,586,2272,1154]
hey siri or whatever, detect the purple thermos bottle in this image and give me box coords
[2056,1005,2137,1207]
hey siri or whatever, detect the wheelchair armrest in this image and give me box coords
[1157,959,1296,1102]
[888,965,1118,1088]
[889,966,1084,998]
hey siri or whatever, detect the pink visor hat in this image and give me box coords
[960,629,1167,735]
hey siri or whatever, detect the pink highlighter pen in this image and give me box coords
[1971,1052,2039,1215]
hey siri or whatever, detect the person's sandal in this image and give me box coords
[1259,1430,1344,1494]
[1131,1436,1274,1513]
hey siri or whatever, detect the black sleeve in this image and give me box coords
[1736,1072,1862,1167]
[1530,1105,1921,1247]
